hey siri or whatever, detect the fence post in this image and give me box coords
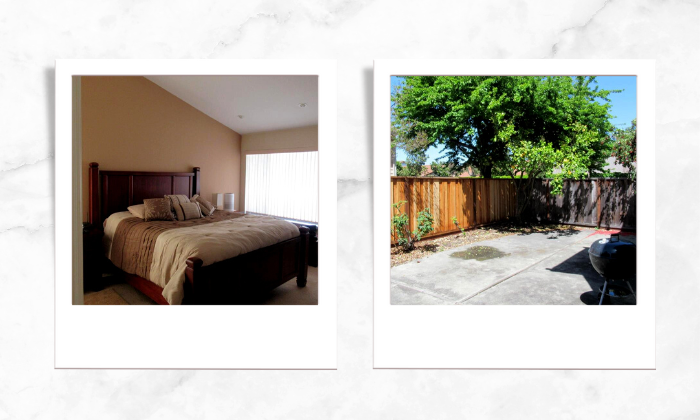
[472,179,478,226]
[596,178,602,229]
[486,179,492,223]
[403,178,412,233]
[545,179,550,222]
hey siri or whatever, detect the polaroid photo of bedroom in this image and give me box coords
[56,60,337,369]
[78,75,319,306]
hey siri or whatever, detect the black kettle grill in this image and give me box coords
[588,233,636,305]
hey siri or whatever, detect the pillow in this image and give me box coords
[143,198,176,221]
[191,194,215,216]
[127,204,145,219]
[165,194,191,221]
[181,202,203,220]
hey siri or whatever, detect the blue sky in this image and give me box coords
[392,75,637,163]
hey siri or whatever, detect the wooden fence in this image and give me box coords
[390,177,636,242]
[529,178,636,229]
[390,177,518,241]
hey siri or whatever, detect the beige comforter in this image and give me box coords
[104,212,300,304]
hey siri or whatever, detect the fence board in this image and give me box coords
[549,180,597,226]
[599,179,636,229]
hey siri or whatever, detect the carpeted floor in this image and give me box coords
[259,266,319,305]
[83,267,319,305]
[84,287,129,305]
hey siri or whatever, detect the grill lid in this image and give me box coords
[588,234,635,259]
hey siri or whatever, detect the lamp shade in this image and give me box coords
[224,193,235,211]
[212,193,224,210]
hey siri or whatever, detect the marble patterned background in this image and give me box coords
[1,0,699,418]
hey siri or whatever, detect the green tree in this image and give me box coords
[393,75,618,219]
[393,76,616,176]
[393,76,510,178]
[396,149,427,176]
[611,119,636,180]
[497,122,600,218]
[429,160,458,177]
[391,85,433,177]
[392,123,430,177]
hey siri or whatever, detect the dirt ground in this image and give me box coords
[390,222,583,267]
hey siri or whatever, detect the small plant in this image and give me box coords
[391,201,435,251]
[451,216,467,236]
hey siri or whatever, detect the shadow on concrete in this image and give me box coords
[544,229,580,239]
[484,222,580,239]
[547,246,636,305]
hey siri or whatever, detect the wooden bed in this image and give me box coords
[87,162,309,305]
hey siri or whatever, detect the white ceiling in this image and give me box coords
[145,75,318,135]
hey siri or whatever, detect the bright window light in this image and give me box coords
[245,151,319,223]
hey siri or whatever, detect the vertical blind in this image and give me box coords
[245,151,319,223]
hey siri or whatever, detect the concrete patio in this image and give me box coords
[391,228,637,305]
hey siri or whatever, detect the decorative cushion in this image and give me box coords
[143,198,176,221]
[191,194,215,216]
[165,194,191,221]
[127,204,145,219]
[181,202,203,220]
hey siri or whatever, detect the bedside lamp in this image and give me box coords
[212,193,224,210]
[224,193,235,211]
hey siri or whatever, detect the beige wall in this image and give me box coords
[241,125,318,153]
[240,125,318,212]
[81,76,242,221]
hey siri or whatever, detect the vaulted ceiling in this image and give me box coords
[145,75,318,135]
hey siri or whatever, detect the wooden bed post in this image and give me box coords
[192,167,201,196]
[185,257,203,304]
[297,226,310,287]
[88,162,99,225]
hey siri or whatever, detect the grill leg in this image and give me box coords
[599,281,608,305]
[626,280,636,299]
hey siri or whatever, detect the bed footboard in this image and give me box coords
[184,226,309,304]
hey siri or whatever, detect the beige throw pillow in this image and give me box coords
[191,194,215,216]
[181,202,203,220]
[165,194,191,221]
[143,198,176,221]
[127,204,145,219]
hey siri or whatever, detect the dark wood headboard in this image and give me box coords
[88,162,200,225]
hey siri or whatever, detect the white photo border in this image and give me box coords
[373,59,655,369]
[56,59,337,369]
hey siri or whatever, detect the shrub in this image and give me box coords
[391,201,435,251]
[451,216,466,236]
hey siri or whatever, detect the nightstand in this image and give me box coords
[221,210,246,216]
[82,224,104,291]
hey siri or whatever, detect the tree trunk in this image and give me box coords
[514,177,537,224]
[481,166,492,178]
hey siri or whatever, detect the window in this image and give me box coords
[245,151,318,223]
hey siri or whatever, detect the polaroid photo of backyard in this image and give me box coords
[389,75,637,306]
[55,59,337,369]
[373,60,655,369]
